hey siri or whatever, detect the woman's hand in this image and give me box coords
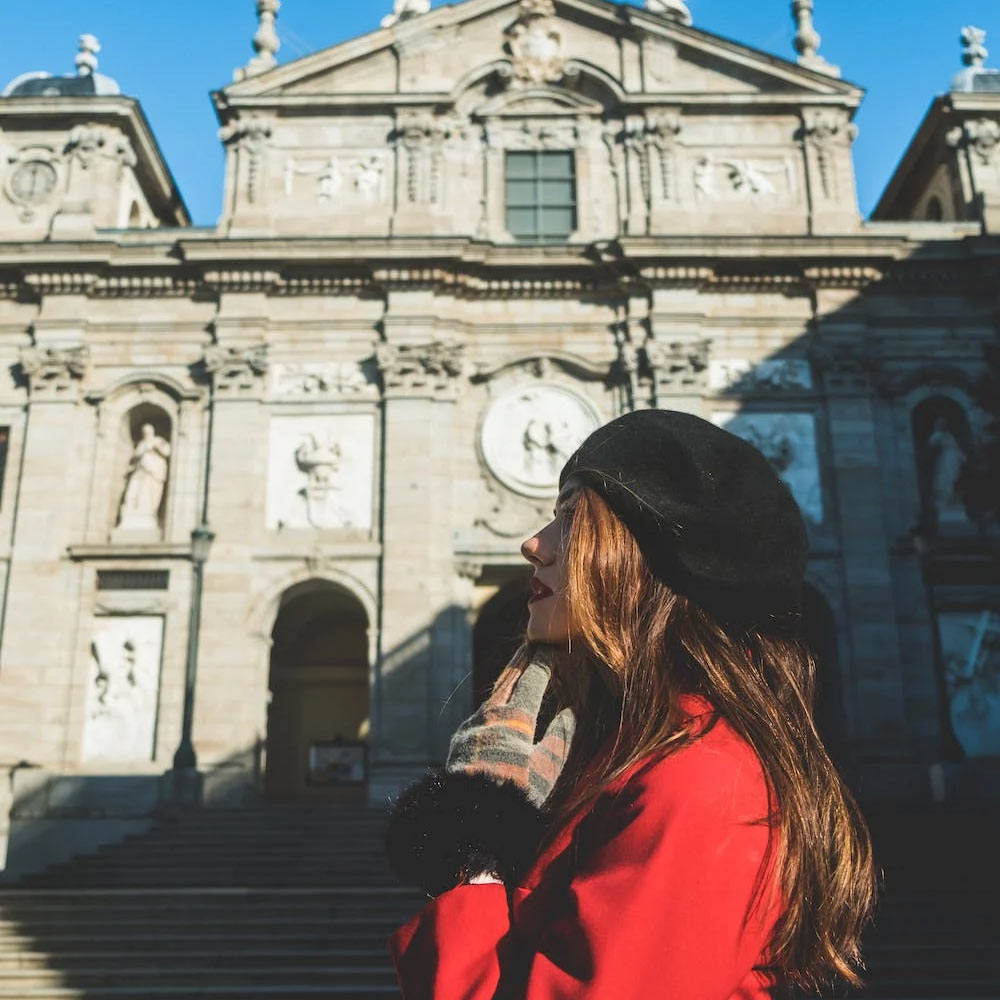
[446,660,577,808]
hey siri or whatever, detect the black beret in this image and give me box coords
[559,409,808,630]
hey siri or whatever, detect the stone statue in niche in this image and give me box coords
[294,432,352,529]
[927,416,968,520]
[117,423,171,531]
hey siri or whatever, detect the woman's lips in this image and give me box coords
[528,577,554,604]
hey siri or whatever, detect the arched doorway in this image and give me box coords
[265,580,369,802]
[803,584,849,768]
[472,570,531,706]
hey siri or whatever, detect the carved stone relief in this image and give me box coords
[937,610,1000,757]
[692,155,792,202]
[712,411,823,524]
[267,414,375,531]
[271,361,376,397]
[709,359,813,393]
[81,615,164,763]
[480,383,602,499]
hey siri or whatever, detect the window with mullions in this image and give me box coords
[505,151,577,243]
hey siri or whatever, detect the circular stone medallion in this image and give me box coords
[8,159,58,205]
[480,383,602,498]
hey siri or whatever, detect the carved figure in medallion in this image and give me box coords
[523,417,576,481]
[117,423,171,531]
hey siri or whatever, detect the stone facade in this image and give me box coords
[0,0,997,871]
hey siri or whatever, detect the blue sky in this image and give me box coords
[5,1,998,225]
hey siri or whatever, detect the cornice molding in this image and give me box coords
[0,242,998,301]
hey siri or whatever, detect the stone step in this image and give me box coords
[0,986,400,999]
[0,948,391,971]
[0,967,397,989]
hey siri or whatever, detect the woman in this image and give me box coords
[387,409,876,1000]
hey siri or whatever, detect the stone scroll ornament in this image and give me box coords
[117,423,171,532]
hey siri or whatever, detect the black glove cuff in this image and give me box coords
[385,769,547,897]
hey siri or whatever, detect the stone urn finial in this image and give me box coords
[961,26,988,68]
[791,0,840,78]
[75,34,100,76]
[234,0,281,81]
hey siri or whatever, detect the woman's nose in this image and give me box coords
[520,532,543,565]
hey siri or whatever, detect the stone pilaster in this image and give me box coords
[0,345,90,765]
[810,311,909,760]
[191,341,270,767]
[373,336,465,776]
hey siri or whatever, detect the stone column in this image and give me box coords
[371,334,465,795]
[810,308,909,763]
[0,342,89,765]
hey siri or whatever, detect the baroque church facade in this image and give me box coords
[0,0,997,870]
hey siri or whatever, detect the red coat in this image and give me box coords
[389,695,784,1000]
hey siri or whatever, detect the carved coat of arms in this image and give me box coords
[505,0,566,85]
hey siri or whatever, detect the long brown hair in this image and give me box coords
[498,485,876,993]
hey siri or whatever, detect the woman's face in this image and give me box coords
[520,476,580,644]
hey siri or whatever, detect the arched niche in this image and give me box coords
[86,378,191,544]
[472,569,531,706]
[265,579,371,802]
[910,394,975,527]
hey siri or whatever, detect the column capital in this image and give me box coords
[18,345,89,399]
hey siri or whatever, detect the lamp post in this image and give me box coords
[171,521,215,803]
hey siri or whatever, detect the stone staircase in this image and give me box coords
[0,804,422,998]
[850,807,1000,1000]
[0,803,995,999]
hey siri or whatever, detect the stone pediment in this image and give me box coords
[218,0,861,107]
